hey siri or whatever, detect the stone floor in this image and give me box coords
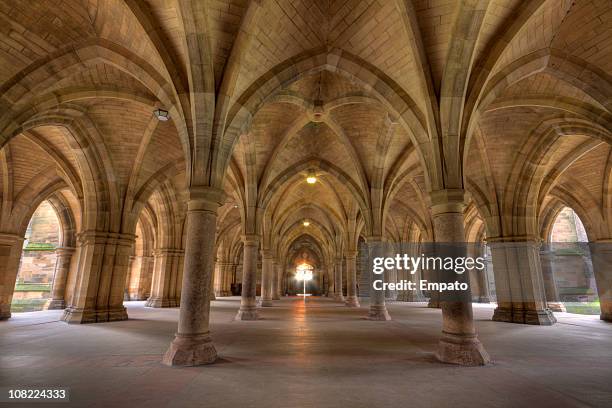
[1,297,611,408]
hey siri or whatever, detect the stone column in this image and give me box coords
[489,240,556,325]
[163,187,224,366]
[274,262,283,299]
[170,252,184,307]
[469,244,491,303]
[47,247,76,309]
[589,242,612,322]
[540,248,565,312]
[0,233,25,320]
[146,249,177,307]
[235,234,260,320]
[260,251,274,306]
[367,237,391,320]
[431,189,490,366]
[215,262,233,296]
[398,244,427,302]
[334,257,344,301]
[271,260,280,300]
[62,231,134,324]
[345,251,360,307]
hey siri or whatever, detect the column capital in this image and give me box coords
[429,189,465,215]
[55,247,76,256]
[260,249,275,259]
[187,186,226,212]
[344,250,358,259]
[153,248,184,257]
[486,236,541,246]
[76,231,136,247]
[364,235,385,244]
[242,234,260,246]
[0,232,24,245]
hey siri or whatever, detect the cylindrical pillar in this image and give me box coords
[272,260,280,300]
[589,242,612,322]
[0,233,25,320]
[261,251,274,307]
[367,237,391,320]
[235,234,260,320]
[431,189,490,366]
[47,247,76,309]
[163,187,224,366]
[334,257,344,302]
[345,251,360,307]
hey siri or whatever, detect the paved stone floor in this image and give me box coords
[1,297,611,408]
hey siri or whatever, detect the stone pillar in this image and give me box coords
[215,262,233,296]
[334,257,345,301]
[170,252,184,307]
[163,187,224,366]
[0,233,25,320]
[260,251,274,307]
[540,248,565,312]
[235,234,260,320]
[344,251,360,307]
[146,249,179,307]
[489,240,556,325]
[271,260,280,300]
[125,255,154,300]
[396,243,424,302]
[62,231,134,324]
[47,247,76,309]
[425,245,440,308]
[274,262,283,299]
[431,189,490,366]
[468,244,491,303]
[367,237,391,320]
[589,242,612,322]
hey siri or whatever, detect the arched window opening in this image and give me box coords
[548,207,599,315]
[11,201,61,313]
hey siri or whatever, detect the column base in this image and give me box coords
[0,307,10,320]
[428,299,440,308]
[437,332,490,366]
[345,296,360,307]
[477,296,491,304]
[260,299,274,307]
[367,306,391,321]
[334,294,345,302]
[600,311,612,322]
[235,306,259,320]
[547,302,566,312]
[145,297,173,308]
[272,294,281,300]
[46,299,66,310]
[217,291,232,297]
[61,306,128,324]
[162,333,217,366]
[493,306,557,325]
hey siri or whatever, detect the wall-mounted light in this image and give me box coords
[303,220,310,227]
[154,108,170,121]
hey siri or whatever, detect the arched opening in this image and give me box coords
[11,200,61,313]
[548,207,600,315]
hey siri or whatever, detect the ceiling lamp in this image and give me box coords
[154,108,170,121]
[306,170,317,184]
[303,220,310,227]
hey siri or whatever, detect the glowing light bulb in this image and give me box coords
[303,220,310,227]
[306,175,317,184]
